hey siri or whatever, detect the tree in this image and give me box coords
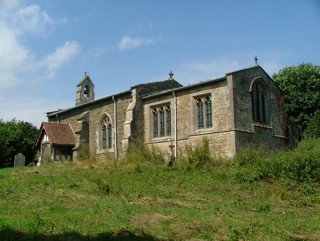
[272,63,320,135]
[0,119,39,167]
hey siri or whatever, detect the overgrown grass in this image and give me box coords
[0,139,319,240]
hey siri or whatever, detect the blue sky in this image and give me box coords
[1,0,319,127]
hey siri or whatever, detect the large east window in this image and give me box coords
[152,104,171,138]
[196,95,212,129]
[251,79,270,124]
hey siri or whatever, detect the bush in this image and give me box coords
[179,137,213,168]
[233,139,320,185]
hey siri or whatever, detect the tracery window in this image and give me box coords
[196,95,212,129]
[99,115,112,150]
[251,80,270,124]
[152,104,172,138]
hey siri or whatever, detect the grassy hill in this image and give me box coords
[0,139,320,241]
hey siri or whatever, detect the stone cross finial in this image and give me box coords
[84,71,87,76]
[169,71,174,80]
[254,56,259,66]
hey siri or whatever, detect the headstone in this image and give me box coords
[14,153,25,167]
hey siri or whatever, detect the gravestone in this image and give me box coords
[14,153,25,167]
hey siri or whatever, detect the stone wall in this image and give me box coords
[48,92,132,159]
[230,66,290,152]
[143,78,237,159]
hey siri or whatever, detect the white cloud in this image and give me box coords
[117,36,154,50]
[9,4,54,35]
[0,0,20,16]
[39,41,80,78]
[0,2,79,91]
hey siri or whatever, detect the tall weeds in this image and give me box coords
[178,137,215,169]
[233,138,320,185]
[124,142,165,165]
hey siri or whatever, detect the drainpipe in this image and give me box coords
[112,96,118,159]
[173,91,177,162]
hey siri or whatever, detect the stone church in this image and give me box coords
[35,64,299,165]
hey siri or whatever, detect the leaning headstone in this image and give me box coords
[14,153,25,167]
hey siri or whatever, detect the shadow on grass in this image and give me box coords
[0,227,161,241]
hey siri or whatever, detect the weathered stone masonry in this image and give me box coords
[40,65,299,162]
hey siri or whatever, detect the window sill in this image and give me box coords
[193,128,214,135]
[96,149,113,154]
[252,122,272,129]
[150,136,173,143]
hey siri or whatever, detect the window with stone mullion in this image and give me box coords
[166,106,171,136]
[102,125,107,149]
[159,107,165,137]
[107,124,112,149]
[205,97,212,128]
[153,109,158,138]
[197,98,204,129]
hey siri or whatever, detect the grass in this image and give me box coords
[0,139,320,240]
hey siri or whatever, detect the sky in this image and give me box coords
[1,0,319,127]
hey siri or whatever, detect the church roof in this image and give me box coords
[35,122,76,147]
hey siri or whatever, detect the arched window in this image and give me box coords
[205,96,212,128]
[159,107,165,137]
[102,125,107,149]
[251,79,270,124]
[152,108,158,138]
[166,105,171,136]
[99,115,112,150]
[195,95,212,130]
[151,104,172,138]
[197,98,204,129]
[107,124,112,149]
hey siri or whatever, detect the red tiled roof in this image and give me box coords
[41,122,76,146]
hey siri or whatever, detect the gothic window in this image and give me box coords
[99,115,112,150]
[205,96,212,128]
[102,125,107,148]
[159,107,165,137]
[166,105,171,136]
[251,80,270,124]
[152,104,172,138]
[196,95,212,130]
[107,124,112,149]
[197,98,204,129]
[152,109,158,138]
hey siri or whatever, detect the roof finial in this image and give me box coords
[84,71,87,77]
[254,56,259,66]
[168,71,174,80]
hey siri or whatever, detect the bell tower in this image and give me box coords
[76,72,95,106]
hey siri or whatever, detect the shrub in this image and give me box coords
[233,139,320,185]
[179,137,213,168]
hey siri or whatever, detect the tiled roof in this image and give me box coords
[41,122,76,146]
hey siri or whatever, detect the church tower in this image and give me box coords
[75,72,95,106]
